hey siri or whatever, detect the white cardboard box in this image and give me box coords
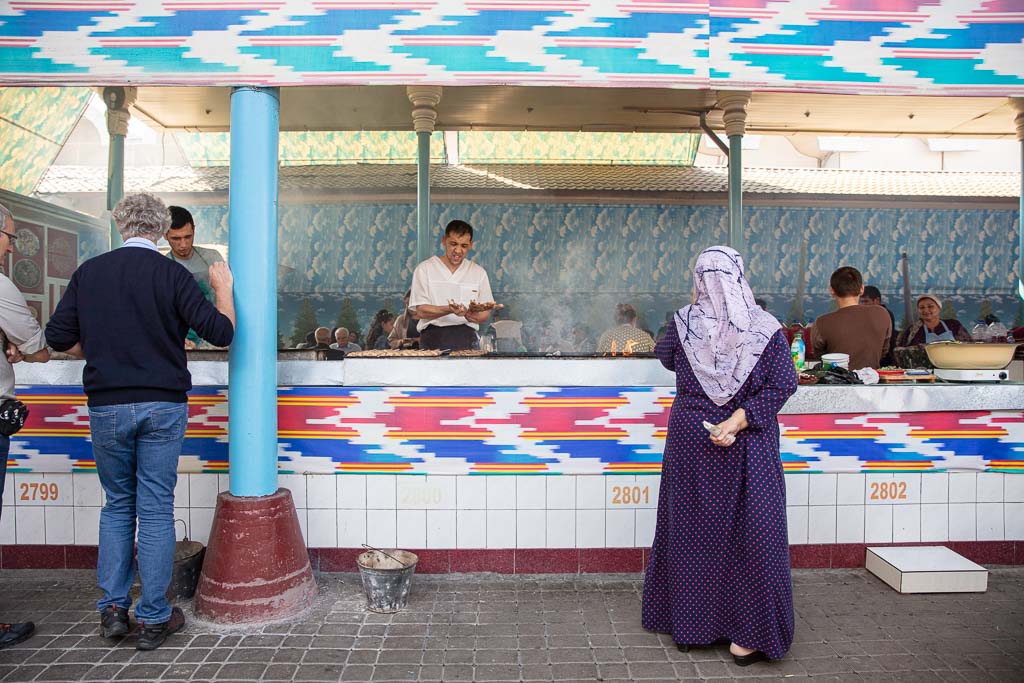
[865,546,987,594]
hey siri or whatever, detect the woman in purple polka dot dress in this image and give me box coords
[642,246,798,666]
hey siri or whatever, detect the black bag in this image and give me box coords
[0,398,29,437]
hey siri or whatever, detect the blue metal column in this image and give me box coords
[417,131,431,265]
[728,135,743,252]
[227,86,279,497]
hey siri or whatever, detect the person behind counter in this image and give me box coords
[46,192,235,651]
[809,266,891,369]
[330,327,361,355]
[410,220,493,352]
[860,285,896,366]
[895,293,972,347]
[388,290,419,349]
[642,246,797,666]
[166,206,223,288]
[366,310,396,350]
[596,303,655,354]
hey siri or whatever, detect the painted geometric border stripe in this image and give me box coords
[9,385,1023,475]
[0,1,1021,94]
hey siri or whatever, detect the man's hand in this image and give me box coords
[209,262,233,293]
[5,343,23,364]
[447,299,468,317]
[464,310,490,325]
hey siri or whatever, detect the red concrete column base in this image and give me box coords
[194,488,317,624]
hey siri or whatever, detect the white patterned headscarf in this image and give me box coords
[674,246,781,406]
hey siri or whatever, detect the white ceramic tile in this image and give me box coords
[576,477,605,509]
[486,478,516,510]
[338,509,366,547]
[605,475,635,507]
[1,477,12,507]
[426,510,456,549]
[44,506,74,544]
[217,474,230,495]
[515,476,546,510]
[864,473,893,506]
[366,475,396,510]
[12,474,46,506]
[290,508,305,545]
[545,476,575,510]
[398,476,455,510]
[366,510,397,548]
[74,507,100,545]
[921,504,949,542]
[948,503,976,541]
[635,509,656,547]
[190,474,220,508]
[892,505,921,543]
[456,476,487,510]
[279,474,306,508]
[486,510,515,548]
[836,505,865,543]
[836,473,865,505]
[424,476,456,509]
[307,508,338,547]
[864,505,892,543]
[920,473,949,504]
[337,475,366,509]
[949,473,976,503]
[516,510,545,548]
[785,475,809,506]
[605,509,635,548]
[977,503,1004,541]
[1006,503,1024,540]
[397,510,427,548]
[546,510,575,548]
[786,506,808,545]
[808,505,837,544]
[635,476,660,509]
[977,473,1003,503]
[808,474,837,506]
[576,509,605,548]
[1005,475,1024,503]
[0,508,15,544]
[171,474,189,509]
[891,474,920,505]
[456,510,486,548]
[307,475,337,508]
[44,474,73,505]
[189,507,216,545]
[74,473,104,507]
[14,506,44,543]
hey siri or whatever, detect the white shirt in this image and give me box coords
[410,256,493,332]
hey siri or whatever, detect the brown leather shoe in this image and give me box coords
[136,607,185,651]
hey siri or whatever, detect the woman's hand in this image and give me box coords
[709,408,748,448]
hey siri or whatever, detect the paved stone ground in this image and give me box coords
[0,567,1021,682]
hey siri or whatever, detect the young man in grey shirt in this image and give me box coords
[0,202,50,649]
[166,206,223,289]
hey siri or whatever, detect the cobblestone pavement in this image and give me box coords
[0,567,1021,682]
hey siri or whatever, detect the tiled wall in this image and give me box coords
[2,472,1022,550]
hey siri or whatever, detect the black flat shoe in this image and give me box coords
[676,644,689,652]
[732,650,769,667]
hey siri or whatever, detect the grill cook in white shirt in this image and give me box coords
[409,221,494,333]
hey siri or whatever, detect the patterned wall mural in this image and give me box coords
[8,386,1023,476]
[181,201,1022,337]
[0,1,1021,94]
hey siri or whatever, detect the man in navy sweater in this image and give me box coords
[46,193,235,650]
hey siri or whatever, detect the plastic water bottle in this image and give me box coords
[791,333,805,370]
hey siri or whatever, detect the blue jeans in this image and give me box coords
[90,402,187,624]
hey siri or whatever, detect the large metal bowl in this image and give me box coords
[924,342,1019,370]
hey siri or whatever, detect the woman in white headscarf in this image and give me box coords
[641,246,798,667]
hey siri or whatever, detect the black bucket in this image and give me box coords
[356,548,418,613]
[167,520,205,601]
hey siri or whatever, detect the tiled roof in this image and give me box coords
[35,164,1021,198]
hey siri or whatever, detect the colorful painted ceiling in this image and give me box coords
[0,87,91,194]
[0,1,1021,94]
[177,131,447,166]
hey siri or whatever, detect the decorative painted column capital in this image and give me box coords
[1011,97,1024,141]
[407,86,443,133]
[102,86,137,136]
[716,91,751,138]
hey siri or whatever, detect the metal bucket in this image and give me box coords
[167,520,205,601]
[356,548,418,613]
